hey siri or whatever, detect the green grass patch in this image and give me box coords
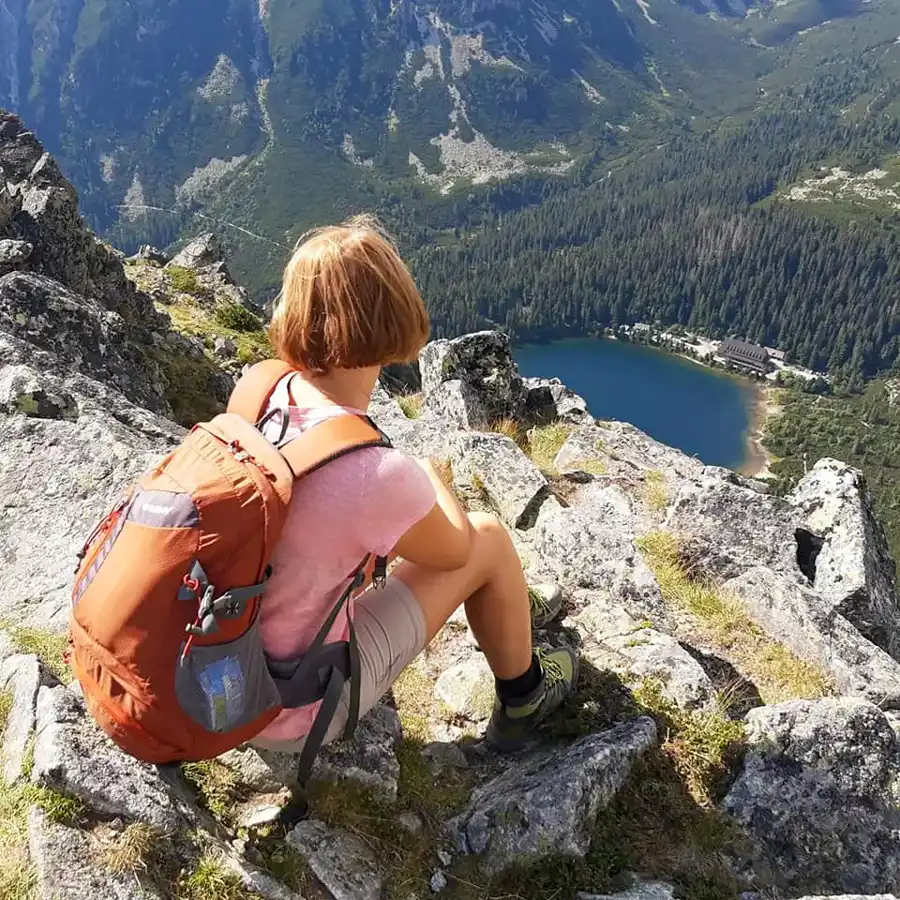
[526,423,573,473]
[637,531,831,703]
[181,760,242,824]
[214,302,263,333]
[147,346,225,428]
[398,393,424,420]
[489,418,526,446]
[167,266,202,297]
[103,823,166,876]
[569,458,607,476]
[175,851,257,900]
[643,470,669,511]
[5,627,71,685]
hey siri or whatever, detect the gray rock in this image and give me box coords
[523,376,594,426]
[450,432,550,529]
[430,870,448,892]
[435,654,496,723]
[313,701,404,803]
[721,698,900,894]
[0,363,79,420]
[0,653,47,783]
[31,685,181,832]
[0,182,18,233]
[214,336,237,358]
[570,602,716,712]
[218,746,285,793]
[665,469,803,581]
[28,807,165,900]
[447,717,657,876]
[424,379,488,430]
[0,379,177,626]
[398,811,425,836]
[220,847,303,900]
[420,331,525,427]
[131,245,169,265]
[577,883,676,900]
[287,818,383,900]
[251,702,405,803]
[0,271,169,414]
[788,459,900,658]
[168,232,226,271]
[422,741,469,773]
[532,487,669,626]
[0,114,162,330]
[556,422,703,482]
[0,238,33,270]
[724,567,900,708]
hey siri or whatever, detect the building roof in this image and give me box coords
[718,339,769,363]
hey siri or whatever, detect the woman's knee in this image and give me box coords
[467,511,512,558]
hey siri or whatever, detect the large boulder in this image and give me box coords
[723,567,900,709]
[0,354,178,628]
[287,819,383,900]
[420,331,525,428]
[665,467,804,581]
[556,421,704,483]
[0,272,169,414]
[0,654,49,783]
[450,431,550,529]
[523,376,593,426]
[168,232,227,271]
[721,698,900,895]
[31,685,184,832]
[28,808,166,900]
[788,459,900,659]
[446,718,657,876]
[569,599,717,712]
[532,487,669,627]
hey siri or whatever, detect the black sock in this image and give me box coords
[496,653,543,703]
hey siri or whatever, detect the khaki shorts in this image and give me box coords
[250,576,427,754]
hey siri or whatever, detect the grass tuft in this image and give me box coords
[637,531,830,702]
[398,393,424,420]
[569,458,607,476]
[643,470,669,511]
[181,760,242,823]
[25,785,85,827]
[214,302,262,332]
[5,627,71,685]
[104,823,165,876]
[176,851,256,900]
[167,266,202,296]
[489,418,525,446]
[526,423,573,473]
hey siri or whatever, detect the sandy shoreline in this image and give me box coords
[741,384,780,479]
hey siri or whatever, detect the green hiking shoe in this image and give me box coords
[485,645,580,752]
[527,583,564,629]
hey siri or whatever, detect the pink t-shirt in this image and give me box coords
[255,376,436,742]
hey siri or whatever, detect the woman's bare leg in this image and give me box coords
[391,510,533,679]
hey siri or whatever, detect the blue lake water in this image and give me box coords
[515,338,754,470]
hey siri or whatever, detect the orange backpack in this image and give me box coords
[68,360,391,820]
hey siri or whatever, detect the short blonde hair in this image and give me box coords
[268,214,430,373]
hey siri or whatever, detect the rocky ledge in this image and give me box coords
[2,109,900,900]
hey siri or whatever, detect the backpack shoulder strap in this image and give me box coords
[279,414,392,479]
[227,359,296,423]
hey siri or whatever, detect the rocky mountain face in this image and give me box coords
[3,112,900,900]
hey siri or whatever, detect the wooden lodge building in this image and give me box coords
[716,339,771,375]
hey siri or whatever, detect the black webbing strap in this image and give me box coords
[274,559,368,832]
[343,616,361,742]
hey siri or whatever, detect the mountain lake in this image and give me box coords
[515,337,758,471]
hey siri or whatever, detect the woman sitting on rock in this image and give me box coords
[249,214,578,756]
